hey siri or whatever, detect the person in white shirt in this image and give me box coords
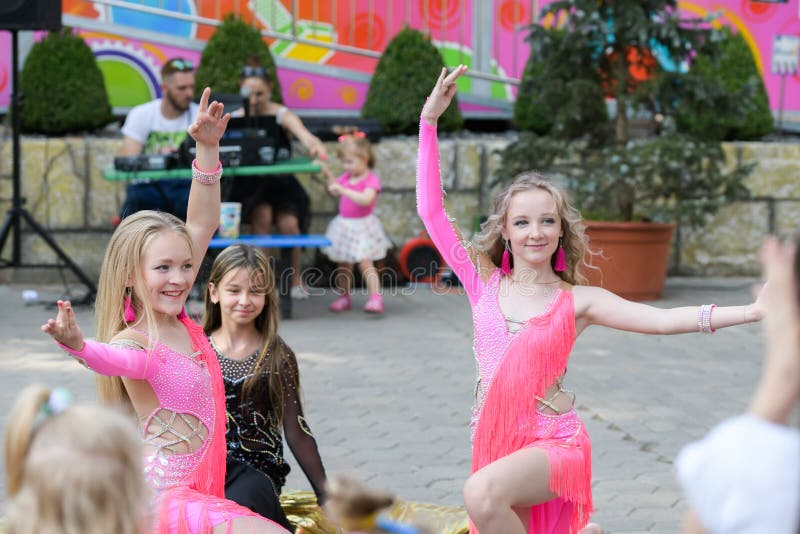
[118,57,199,221]
[676,236,800,534]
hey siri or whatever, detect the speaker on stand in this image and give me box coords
[0,1,98,304]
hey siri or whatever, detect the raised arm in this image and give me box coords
[185,87,231,271]
[41,300,155,379]
[574,283,763,336]
[416,65,484,304]
[748,237,800,424]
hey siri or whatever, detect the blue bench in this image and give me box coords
[207,234,331,319]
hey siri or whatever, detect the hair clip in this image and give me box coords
[337,131,366,142]
[34,387,73,429]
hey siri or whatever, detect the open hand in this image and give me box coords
[188,87,231,147]
[421,64,468,126]
[41,300,85,351]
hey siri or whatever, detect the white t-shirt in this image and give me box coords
[121,99,199,154]
[675,414,800,533]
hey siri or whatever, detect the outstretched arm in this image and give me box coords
[185,87,231,272]
[280,110,327,160]
[41,300,155,379]
[416,65,485,304]
[574,285,762,335]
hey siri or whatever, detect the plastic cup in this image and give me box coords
[219,202,242,239]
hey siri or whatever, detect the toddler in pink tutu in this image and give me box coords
[320,130,392,314]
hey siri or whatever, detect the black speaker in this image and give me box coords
[0,0,62,31]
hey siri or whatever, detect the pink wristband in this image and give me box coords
[191,159,222,185]
[698,304,716,334]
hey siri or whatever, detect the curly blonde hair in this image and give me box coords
[473,172,591,285]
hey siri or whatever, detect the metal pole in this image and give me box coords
[11,30,21,264]
[778,74,785,137]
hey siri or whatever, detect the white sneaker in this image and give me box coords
[290,285,310,300]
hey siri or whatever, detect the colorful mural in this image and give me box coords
[0,0,797,118]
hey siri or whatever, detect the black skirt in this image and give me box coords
[226,173,311,233]
[224,456,293,530]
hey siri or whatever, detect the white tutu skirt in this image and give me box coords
[322,214,392,263]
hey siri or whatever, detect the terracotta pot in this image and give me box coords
[583,221,675,301]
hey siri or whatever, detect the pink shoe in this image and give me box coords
[364,294,384,314]
[329,294,352,312]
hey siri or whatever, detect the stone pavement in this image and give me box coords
[0,277,767,533]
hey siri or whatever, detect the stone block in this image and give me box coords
[22,138,86,228]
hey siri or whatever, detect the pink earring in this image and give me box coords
[123,287,136,322]
[501,240,512,275]
[177,307,188,320]
[554,237,567,272]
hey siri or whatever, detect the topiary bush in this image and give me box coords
[675,28,773,141]
[19,29,113,135]
[514,28,608,138]
[362,27,463,135]
[195,15,283,103]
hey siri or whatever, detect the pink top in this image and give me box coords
[415,118,575,433]
[337,171,382,218]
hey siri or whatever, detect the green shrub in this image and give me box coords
[514,28,608,138]
[362,27,462,135]
[675,28,772,140]
[195,15,283,103]
[19,29,113,135]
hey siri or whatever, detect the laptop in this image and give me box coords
[179,114,292,167]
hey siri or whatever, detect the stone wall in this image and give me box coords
[1,132,798,284]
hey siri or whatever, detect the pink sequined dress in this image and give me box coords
[416,118,592,534]
[58,314,284,534]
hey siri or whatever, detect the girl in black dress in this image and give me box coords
[203,244,327,529]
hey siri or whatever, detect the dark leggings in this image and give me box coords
[224,457,292,530]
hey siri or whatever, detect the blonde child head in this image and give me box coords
[336,129,375,169]
[474,172,590,285]
[94,210,193,406]
[4,384,147,534]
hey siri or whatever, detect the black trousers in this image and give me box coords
[225,457,293,530]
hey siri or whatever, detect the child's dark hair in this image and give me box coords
[336,126,375,168]
[203,244,298,423]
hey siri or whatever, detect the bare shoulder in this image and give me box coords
[110,328,148,350]
[571,284,615,316]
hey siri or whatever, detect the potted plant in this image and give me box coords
[499,0,768,300]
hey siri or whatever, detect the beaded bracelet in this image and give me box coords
[191,159,222,185]
[698,303,717,334]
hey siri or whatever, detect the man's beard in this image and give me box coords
[165,89,189,112]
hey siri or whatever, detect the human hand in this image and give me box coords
[188,87,231,147]
[41,300,85,351]
[327,183,344,197]
[421,64,468,126]
[309,140,327,161]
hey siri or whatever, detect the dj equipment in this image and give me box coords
[301,117,383,142]
[113,153,180,172]
[217,116,293,166]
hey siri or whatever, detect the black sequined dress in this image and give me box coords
[211,336,327,502]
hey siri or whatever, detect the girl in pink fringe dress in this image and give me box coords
[41,88,289,534]
[417,65,769,534]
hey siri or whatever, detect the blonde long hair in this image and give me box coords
[94,210,194,407]
[474,172,590,285]
[4,385,147,534]
[203,245,296,424]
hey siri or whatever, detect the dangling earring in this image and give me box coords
[123,287,136,323]
[177,307,188,320]
[501,239,512,275]
[554,237,567,272]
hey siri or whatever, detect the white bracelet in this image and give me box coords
[698,304,717,334]
[191,159,222,185]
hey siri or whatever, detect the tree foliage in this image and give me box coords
[362,28,463,135]
[195,15,283,103]
[20,29,113,135]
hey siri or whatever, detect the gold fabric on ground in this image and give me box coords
[280,490,469,534]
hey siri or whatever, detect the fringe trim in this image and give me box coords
[546,427,594,534]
